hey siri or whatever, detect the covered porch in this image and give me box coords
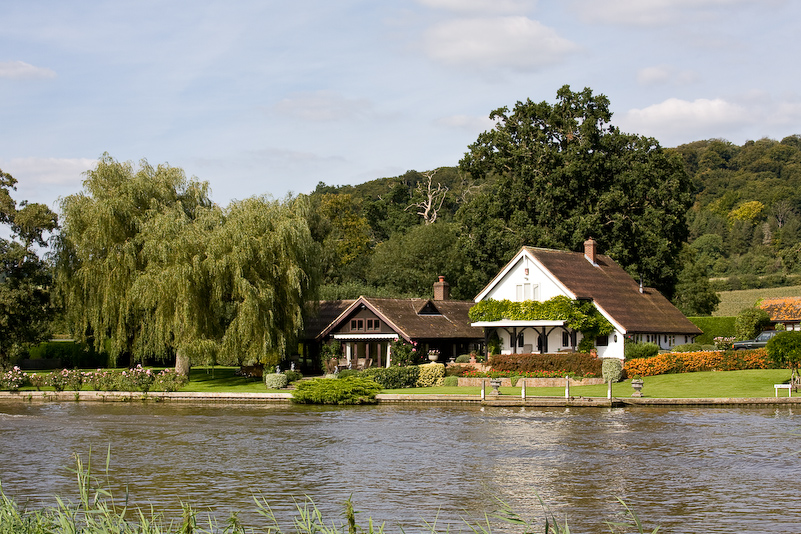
[471,320,578,356]
[332,333,396,369]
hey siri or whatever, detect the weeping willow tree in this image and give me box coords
[56,154,320,374]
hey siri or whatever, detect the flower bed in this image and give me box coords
[623,348,774,377]
[458,377,604,387]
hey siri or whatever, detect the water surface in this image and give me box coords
[0,402,798,533]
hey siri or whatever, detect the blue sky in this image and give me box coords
[2,0,800,211]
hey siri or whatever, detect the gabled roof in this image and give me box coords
[314,296,483,342]
[759,297,801,322]
[304,300,355,338]
[478,246,701,335]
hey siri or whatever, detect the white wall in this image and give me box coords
[484,253,570,302]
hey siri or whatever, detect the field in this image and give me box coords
[714,285,801,316]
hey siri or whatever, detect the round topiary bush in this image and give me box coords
[442,375,458,387]
[264,373,288,389]
[601,358,623,382]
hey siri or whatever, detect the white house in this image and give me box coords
[471,239,702,360]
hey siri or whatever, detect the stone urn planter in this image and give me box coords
[490,378,502,395]
[631,379,644,397]
[427,350,440,362]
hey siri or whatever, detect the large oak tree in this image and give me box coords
[457,85,693,298]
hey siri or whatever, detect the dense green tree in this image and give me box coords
[367,222,467,298]
[734,307,771,340]
[56,155,319,374]
[0,169,59,365]
[672,245,720,316]
[457,85,693,298]
[766,331,801,372]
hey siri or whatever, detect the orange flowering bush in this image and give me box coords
[624,348,774,377]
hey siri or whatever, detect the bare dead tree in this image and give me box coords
[406,170,448,224]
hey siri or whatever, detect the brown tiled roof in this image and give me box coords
[367,298,483,340]
[304,300,355,338]
[524,246,702,335]
[759,297,801,321]
[313,297,483,341]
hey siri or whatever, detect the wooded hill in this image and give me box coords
[309,134,801,315]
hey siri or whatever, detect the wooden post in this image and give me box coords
[565,376,570,399]
[608,379,612,400]
[521,379,526,400]
[481,380,486,400]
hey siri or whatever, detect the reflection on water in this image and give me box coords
[0,402,798,533]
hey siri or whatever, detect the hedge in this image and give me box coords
[688,316,737,345]
[488,353,602,377]
[624,348,775,377]
[361,366,420,389]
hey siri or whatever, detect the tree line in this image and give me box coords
[2,85,798,372]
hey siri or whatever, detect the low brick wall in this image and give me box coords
[458,377,604,387]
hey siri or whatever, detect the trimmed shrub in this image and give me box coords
[624,342,659,360]
[336,369,360,379]
[442,375,458,387]
[416,363,445,387]
[601,358,623,383]
[284,370,303,383]
[362,366,420,389]
[455,354,472,363]
[264,373,289,389]
[489,353,601,377]
[291,376,381,405]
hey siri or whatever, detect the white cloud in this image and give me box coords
[435,114,497,132]
[423,17,580,72]
[0,61,56,80]
[274,91,373,122]
[415,0,537,14]
[637,65,699,86]
[0,157,94,208]
[570,0,759,26]
[619,97,752,145]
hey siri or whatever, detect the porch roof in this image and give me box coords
[332,333,399,340]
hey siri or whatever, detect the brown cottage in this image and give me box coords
[305,278,483,369]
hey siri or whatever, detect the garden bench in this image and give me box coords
[774,384,792,397]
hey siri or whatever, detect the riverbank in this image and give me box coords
[1,389,799,406]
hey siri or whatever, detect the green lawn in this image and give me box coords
[11,367,797,398]
[385,369,795,398]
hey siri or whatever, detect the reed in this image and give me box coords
[0,451,657,534]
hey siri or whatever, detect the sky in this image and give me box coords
[2,0,800,212]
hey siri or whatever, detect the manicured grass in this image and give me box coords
[9,366,796,398]
[180,366,271,393]
[384,369,795,398]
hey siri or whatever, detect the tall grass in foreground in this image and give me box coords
[0,451,659,534]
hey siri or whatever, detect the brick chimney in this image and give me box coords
[433,275,450,301]
[584,238,598,265]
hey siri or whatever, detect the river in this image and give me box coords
[0,401,798,533]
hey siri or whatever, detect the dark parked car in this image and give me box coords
[732,330,779,350]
